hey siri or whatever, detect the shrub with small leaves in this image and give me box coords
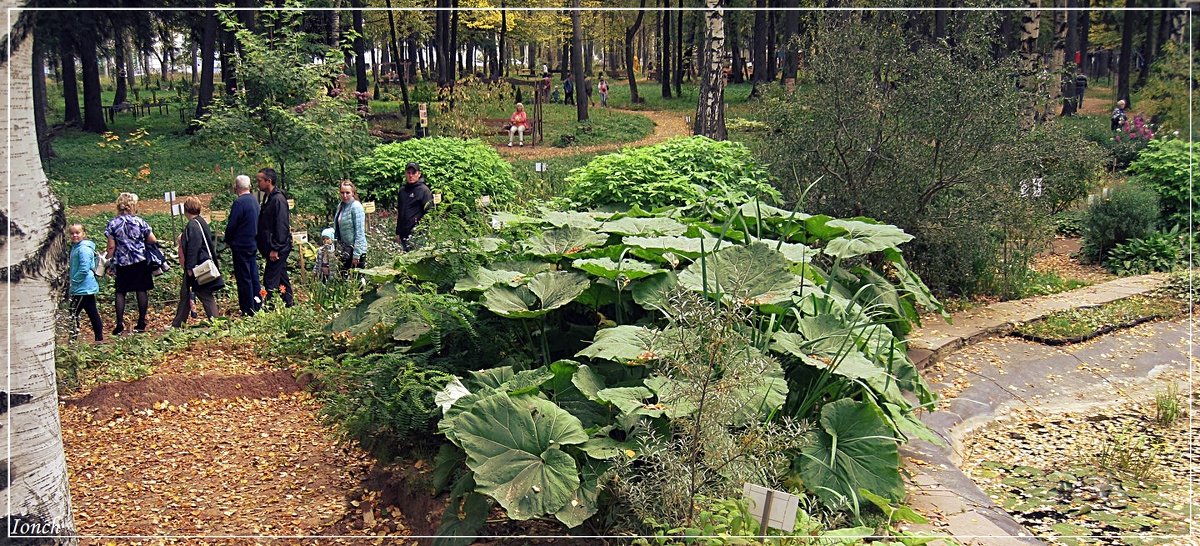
[1104,231,1181,276]
[1082,183,1160,263]
[1127,138,1196,230]
[565,136,779,210]
[352,137,517,213]
[1154,383,1183,427]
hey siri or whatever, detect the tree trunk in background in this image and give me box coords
[765,6,777,81]
[449,0,459,82]
[1018,2,1041,127]
[1080,0,1090,70]
[1116,0,1134,106]
[220,26,235,95]
[571,0,588,120]
[695,0,726,139]
[33,25,54,160]
[1043,2,1064,120]
[113,24,129,106]
[1136,4,1154,88]
[328,0,340,47]
[781,0,798,84]
[750,0,766,95]
[435,0,449,84]
[625,0,646,103]
[352,0,368,109]
[1,5,77,539]
[661,0,672,98]
[78,25,107,133]
[59,30,81,126]
[1156,0,1171,57]
[728,14,744,84]
[498,1,507,80]
[1061,0,1079,115]
[192,8,218,132]
[935,0,947,39]
[674,0,683,96]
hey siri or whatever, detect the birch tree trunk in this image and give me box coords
[694,0,726,139]
[1,4,76,542]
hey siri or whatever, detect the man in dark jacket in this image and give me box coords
[394,162,433,251]
[256,167,294,307]
[224,174,261,316]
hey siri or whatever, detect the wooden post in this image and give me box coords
[758,489,775,539]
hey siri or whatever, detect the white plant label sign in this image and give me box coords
[742,482,800,532]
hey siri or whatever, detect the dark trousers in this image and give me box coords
[171,280,220,327]
[231,248,261,316]
[341,254,366,277]
[71,294,103,341]
[262,249,294,307]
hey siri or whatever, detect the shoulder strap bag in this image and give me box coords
[191,219,222,285]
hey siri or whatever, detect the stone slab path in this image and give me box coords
[900,274,1185,545]
[908,274,1167,370]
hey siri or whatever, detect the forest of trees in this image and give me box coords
[28,1,1190,154]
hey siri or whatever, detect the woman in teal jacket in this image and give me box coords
[68,223,104,342]
[334,180,368,273]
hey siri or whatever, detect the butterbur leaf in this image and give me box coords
[454,266,526,292]
[542,210,602,230]
[678,242,804,305]
[821,219,914,259]
[631,271,678,311]
[572,257,664,282]
[451,392,588,520]
[799,398,904,511]
[623,235,722,260]
[597,216,688,236]
[482,271,590,318]
[523,227,609,258]
[595,386,659,417]
[576,325,656,364]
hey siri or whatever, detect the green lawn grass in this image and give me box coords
[45,113,246,208]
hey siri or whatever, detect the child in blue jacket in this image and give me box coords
[68,223,105,343]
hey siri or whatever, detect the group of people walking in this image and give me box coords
[65,164,431,343]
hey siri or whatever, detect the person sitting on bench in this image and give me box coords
[508,102,529,147]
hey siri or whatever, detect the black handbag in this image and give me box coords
[145,242,169,276]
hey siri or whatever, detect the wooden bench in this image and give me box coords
[481,118,538,145]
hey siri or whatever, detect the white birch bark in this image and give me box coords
[1,2,76,542]
[693,0,725,140]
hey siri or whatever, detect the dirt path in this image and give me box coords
[71,193,216,218]
[493,108,690,160]
[60,338,413,543]
[1079,97,1114,116]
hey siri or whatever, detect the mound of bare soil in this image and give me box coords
[64,369,303,421]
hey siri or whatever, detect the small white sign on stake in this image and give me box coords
[170,203,184,216]
[534,162,547,173]
[164,191,176,203]
[742,483,800,534]
[292,231,308,244]
[363,201,377,214]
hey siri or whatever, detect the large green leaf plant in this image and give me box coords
[331,199,948,538]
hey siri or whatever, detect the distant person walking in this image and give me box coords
[105,192,158,334]
[68,223,104,343]
[598,76,609,107]
[334,180,368,272]
[563,73,575,105]
[256,168,294,308]
[225,174,261,316]
[171,196,224,328]
[394,162,433,252]
[584,75,595,107]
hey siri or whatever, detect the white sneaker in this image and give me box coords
[507,142,513,147]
